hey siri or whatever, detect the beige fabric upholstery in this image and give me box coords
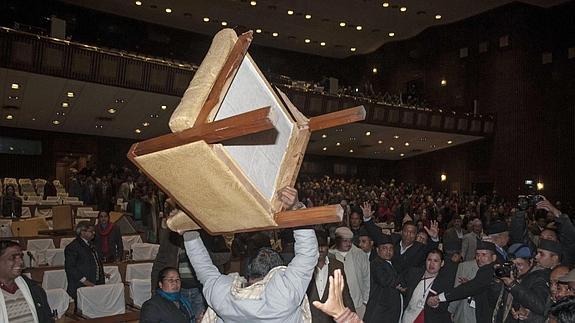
[169,29,238,132]
[134,141,275,233]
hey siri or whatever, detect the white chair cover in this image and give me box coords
[122,235,143,251]
[59,237,75,249]
[27,239,55,265]
[22,200,37,206]
[125,263,153,282]
[35,207,54,217]
[65,200,84,206]
[21,207,32,218]
[77,283,125,318]
[0,219,12,238]
[42,269,68,290]
[76,207,94,217]
[47,196,59,201]
[79,210,98,218]
[22,250,39,268]
[45,248,65,266]
[27,196,42,202]
[45,288,70,319]
[104,266,122,285]
[131,243,159,261]
[129,279,151,308]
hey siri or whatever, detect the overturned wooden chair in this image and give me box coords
[128,29,365,234]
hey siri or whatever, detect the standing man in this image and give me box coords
[462,218,483,261]
[64,221,105,302]
[357,228,375,261]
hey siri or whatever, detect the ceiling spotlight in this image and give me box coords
[441,79,447,86]
[320,42,326,46]
[378,140,383,144]
[8,95,18,100]
[435,15,442,20]
[305,39,311,43]
[62,102,69,108]
[52,120,60,125]
[400,7,407,12]
[356,25,362,31]
[365,131,371,136]
[5,114,13,120]
[389,146,395,151]
[537,182,544,191]
[447,140,453,144]
[11,83,19,90]
[107,108,117,114]
[404,142,410,146]
[372,67,378,74]
[321,134,327,138]
[322,147,327,151]
[349,149,354,153]
[287,10,294,15]
[9,147,14,151]
[336,142,341,146]
[67,91,74,98]
[221,21,228,26]
[135,129,141,134]
[305,14,312,19]
[143,122,150,127]
[388,32,395,37]
[400,153,405,157]
[161,105,167,110]
[203,17,210,22]
[150,114,159,118]
[165,8,172,13]
[256,29,262,33]
[441,174,447,182]
[96,125,103,129]
[382,2,390,7]
[250,1,257,6]
[339,22,346,27]
[393,135,399,139]
[32,118,36,121]
[272,32,279,37]
[135,1,142,5]
[350,47,356,52]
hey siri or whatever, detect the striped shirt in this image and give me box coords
[2,287,35,323]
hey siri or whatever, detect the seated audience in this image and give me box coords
[0,240,54,323]
[94,211,124,262]
[1,184,22,218]
[140,267,194,323]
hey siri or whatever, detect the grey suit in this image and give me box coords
[447,259,478,323]
[461,232,481,261]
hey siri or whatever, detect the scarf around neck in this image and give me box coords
[97,223,114,256]
[157,289,193,318]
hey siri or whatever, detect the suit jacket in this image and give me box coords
[140,294,192,323]
[503,268,550,323]
[391,236,439,274]
[94,223,124,262]
[307,255,355,323]
[461,232,481,261]
[442,227,467,250]
[445,263,502,323]
[402,264,457,323]
[64,238,105,299]
[363,256,401,323]
[447,260,479,323]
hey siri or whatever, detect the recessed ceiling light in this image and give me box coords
[349,149,354,153]
[441,79,447,86]
[11,83,19,90]
[378,140,383,144]
[5,114,13,120]
[388,32,395,37]
[435,15,442,20]
[221,21,228,26]
[143,122,150,127]
[31,117,36,121]
[339,22,346,27]
[365,131,371,136]
[250,1,257,6]
[336,142,341,146]
[9,147,14,151]
[320,42,326,46]
[150,114,159,118]
[400,7,407,12]
[372,67,378,74]
[383,2,390,7]
[321,134,327,138]
[447,140,453,144]
[67,91,74,98]
[107,108,117,114]
[96,125,103,129]
[52,120,60,125]
[8,95,18,100]
[389,146,395,151]
[404,142,410,146]
[356,25,362,31]
[400,153,405,157]
[256,29,262,33]
[305,14,312,19]
[350,47,356,52]
[62,102,69,108]
[287,10,294,15]
[160,105,167,110]
[305,38,311,43]
[272,32,279,37]
[203,17,210,22]
[393,135,399,139]
[135,1,142,5]
[135,129,141,134]
[322,147,327,151]
[165,8,172,13]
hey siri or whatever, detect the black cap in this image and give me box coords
[476,240,497,253]
[487,221,509,235]
[374,233,393,247]
[358,227,370,238]
[538,239,562,255]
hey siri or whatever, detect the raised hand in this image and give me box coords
[361,201,374,220]
[536,197,561,217]
[313,269,346,318]
[278,186,299,210]
[424,220,439,240]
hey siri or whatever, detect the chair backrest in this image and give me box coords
[77,283,125,318]
[19,178,32,185]
[42,269,68,290]
[125,262,153,282]
[130,243,159,261]
[129,279,151,308]
[121,235,143,251]
[59,237,75,249]
[45,248,65,266]
[27,238,56,251]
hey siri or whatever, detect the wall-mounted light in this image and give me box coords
[441,174,447,182]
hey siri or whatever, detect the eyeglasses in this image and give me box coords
[163,278,181,284]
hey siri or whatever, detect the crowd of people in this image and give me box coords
[2,172,575,322]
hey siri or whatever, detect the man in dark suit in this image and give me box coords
[358,227,376,262]
[401,249,457,323]
[307,231,355,323]
[427,240,502,323]
[64,221,105,302]
[442,216,467,253]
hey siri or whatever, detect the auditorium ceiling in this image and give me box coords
[60,0,567,58]
[0,67,483,160]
